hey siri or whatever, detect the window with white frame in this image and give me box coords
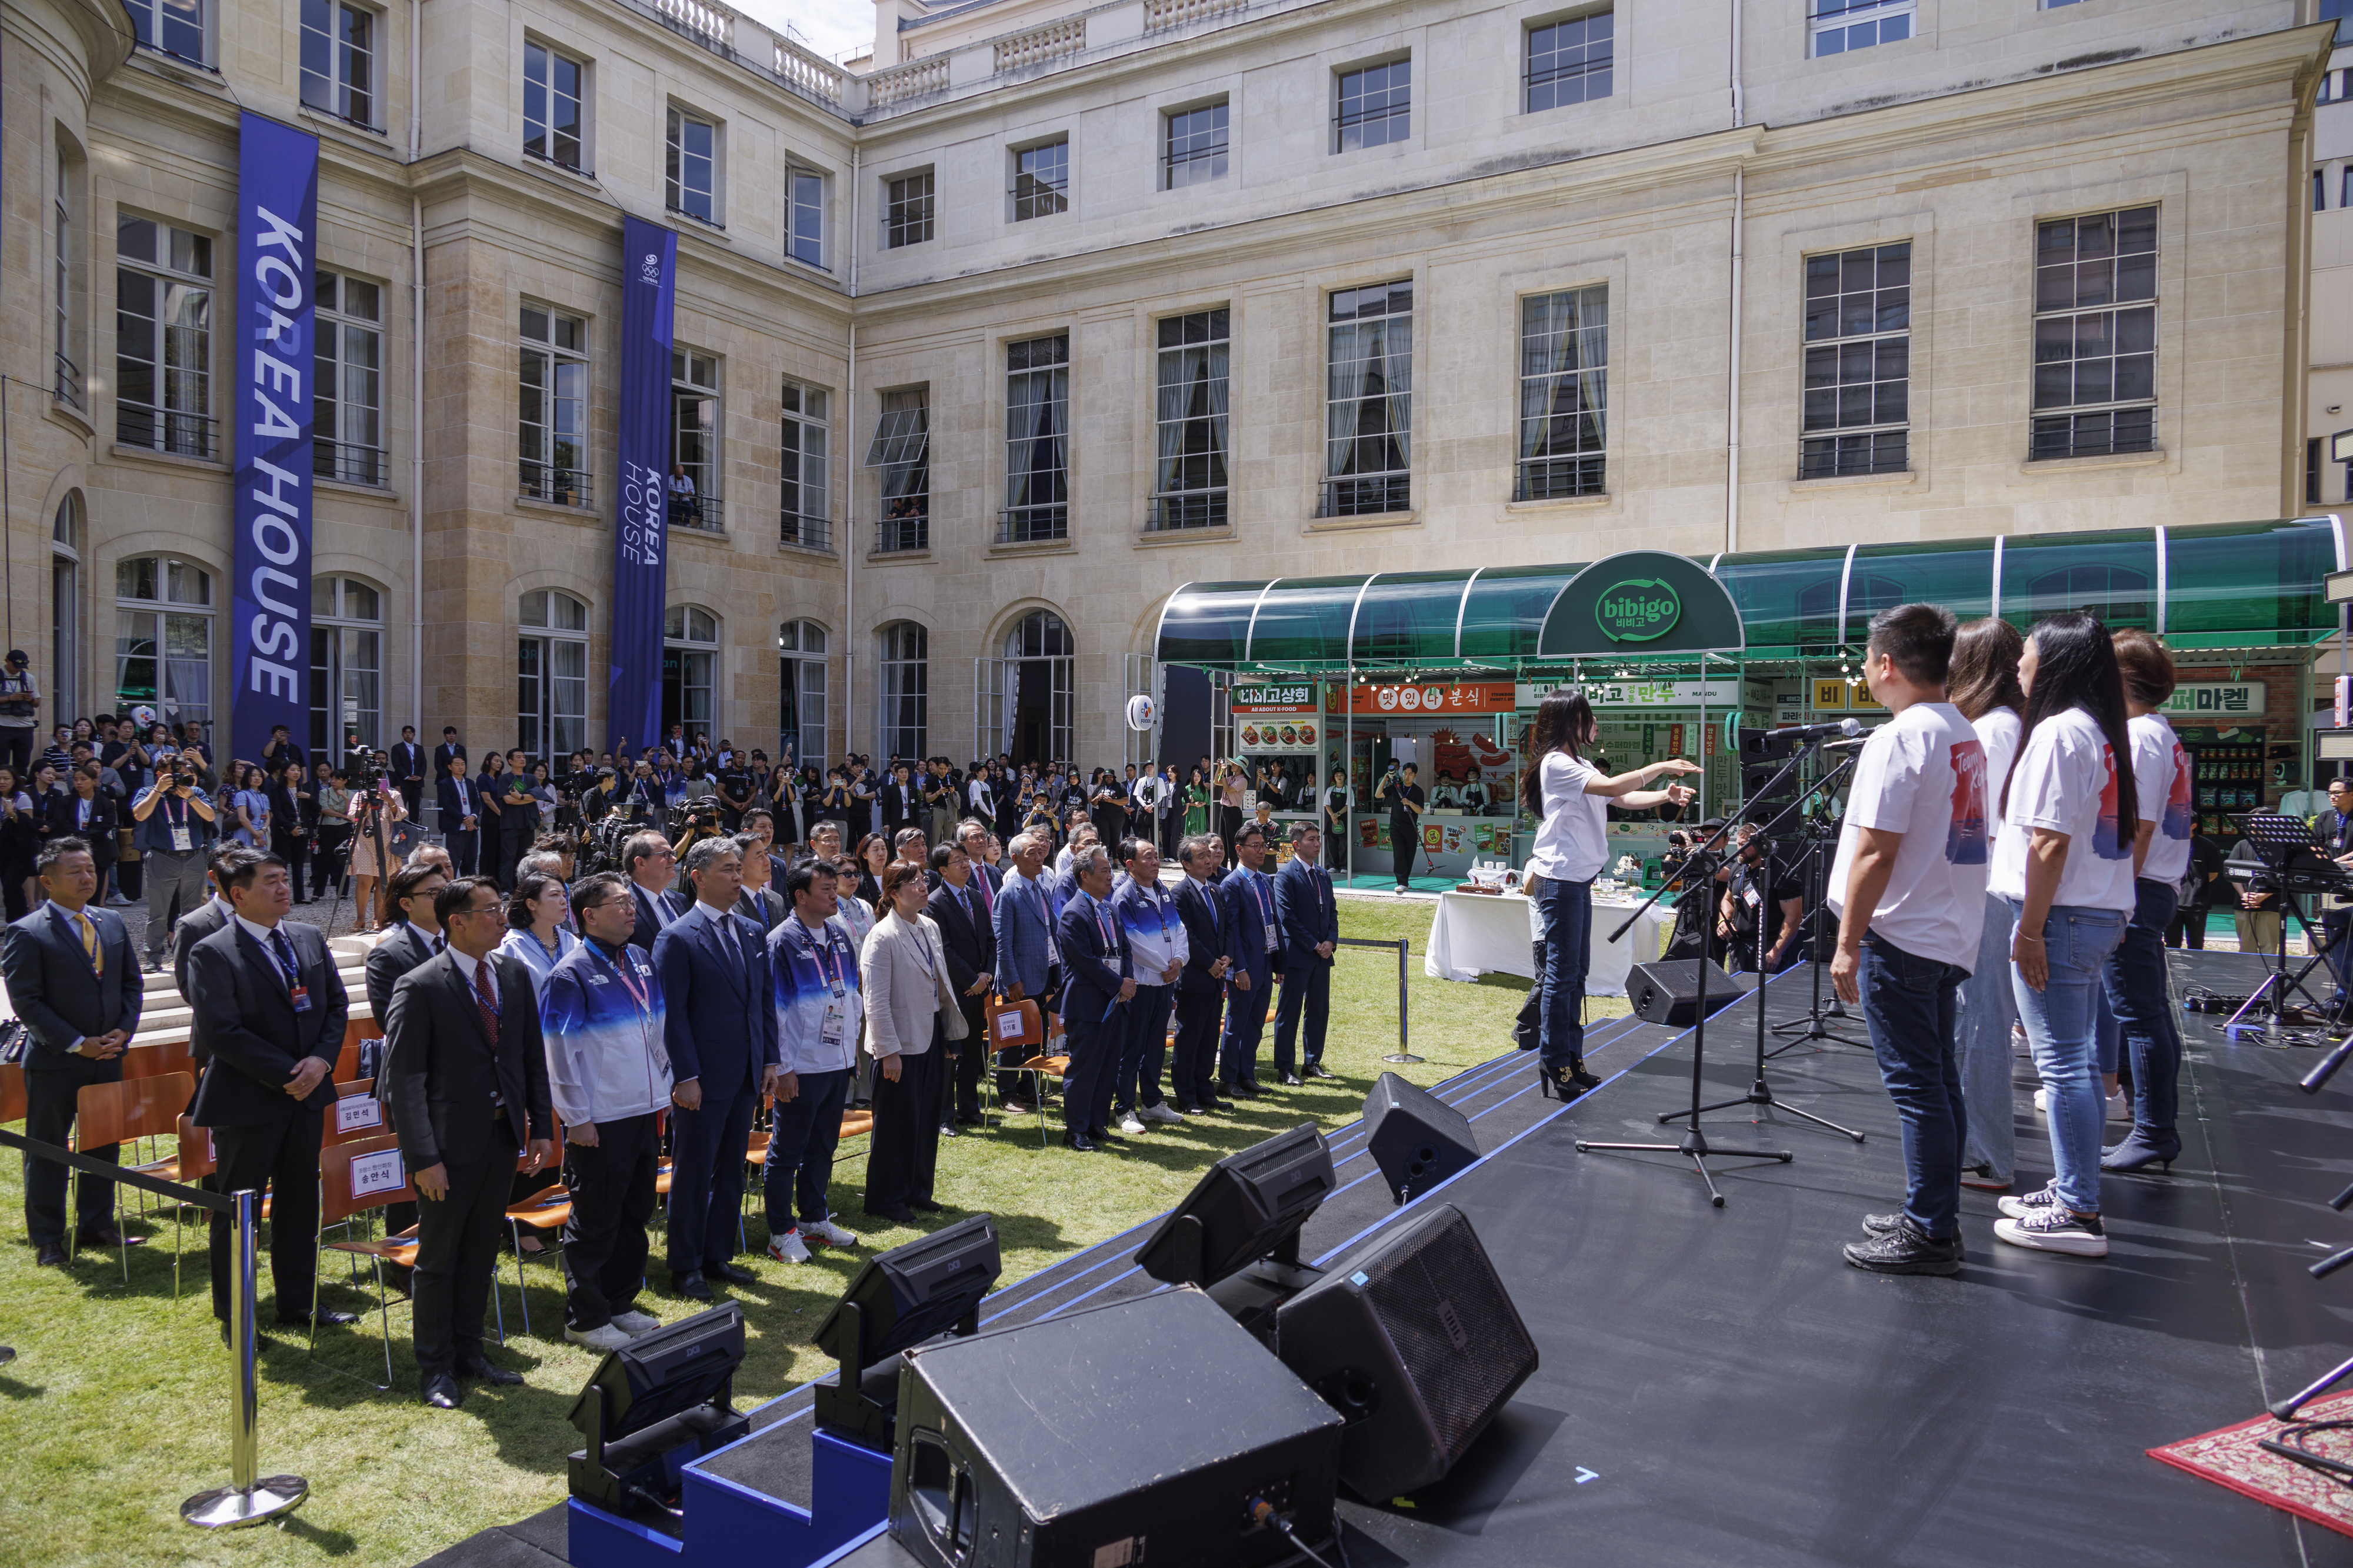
[309,576,381,762]
[52,499,78,719]
[884,172,934,248]
[1165,103,1228,189]
[668,108,718,223]
[1526,11,1612,113]
[788,165,825,267]
[1335,61,1410,152]
[519,305,588,504]
[300,0,376,126]
[664,605,719,740]
[671,349,721,530]
[1152,308,1229,530]
[1323,281,1413,516]
[868,388,930,553]
[524,42,585,169]
[781,381,831,550]
[115,555,213,726]
[2031,206,2157,462]
[1012,141,1069,222]
[54,152,78,408]
[1517,285,1608,499]
[1799,243,1910,479]
[124,0,205,63]
[1003,335,1070,543]
[518,589,589,758]
[115,215,214,458]
[778,620,827,770]
[878,622,928,761]
[1809,0,1912,56]
[316,271,384,486]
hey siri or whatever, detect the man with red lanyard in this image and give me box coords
[763,859,865,1263]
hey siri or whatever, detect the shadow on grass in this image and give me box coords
[276,1514,362,1555]
[0,1373,43,1399]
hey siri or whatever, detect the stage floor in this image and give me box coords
[426,948,2353,1567]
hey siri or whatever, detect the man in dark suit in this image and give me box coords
[171,843,256,1002]
[431,727,465,786]
[185,853,356,1334]
[475,755,509,886]
[1271,824,1340,1085]
[2,838,144,1264]
[365,862,449,1240]
[1169,833,1232,1114]
[881,763,917,843]
[651,837,777,1299]
[1055,844,1134,1152]
[379,876,554,1407]
[436,753,480,876]
[926,842,996,1128]
[1218,823,1278,1097]
[622,830,684,957]
[391,726,428,823]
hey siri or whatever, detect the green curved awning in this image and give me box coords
[1151,516,2345,672]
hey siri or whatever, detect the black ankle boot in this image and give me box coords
[1568,1057,1602,1090]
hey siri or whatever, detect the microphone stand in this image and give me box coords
[1577,753,1802,1207]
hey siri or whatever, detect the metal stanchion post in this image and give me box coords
[182,1189,309,1529]
[1382,936,1421,1064]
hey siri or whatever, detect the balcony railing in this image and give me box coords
[668,496,725,533]
[996,505,1068,545]
[317,439,389,488]
[1317,475,1410,518]
[519,461,594,508]
[1147,492,1227,531]
[54,352,83,410]
[1144,0,1248,32]
[995,15,1084,72]
[1514,455,1607,500]
[781,512,835,552]
[875,511,930,554]
[116,403,218,461]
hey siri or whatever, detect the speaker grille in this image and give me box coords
[1357,1208,1530,1462]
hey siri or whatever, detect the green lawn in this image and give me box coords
[0,900,1594,1568]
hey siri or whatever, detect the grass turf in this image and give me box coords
[0,899,1616,1568]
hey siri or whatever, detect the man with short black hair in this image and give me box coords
[1379,761,1425,894]
[764,858,863,1263]
[1109,836,1187,1133]
[172,843,256,1000]
[928,842,996,1129]
[391,725,428,822]
[1055,845,1134,1152]
[132,749,219,972]
[431,727,465,783]
[1271,823,1338,1085]
[1218,823,1277,1097]
[0,650,40,776]
[1169,833,1232,1114]
[437,752,479,876]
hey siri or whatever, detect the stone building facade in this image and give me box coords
[0,0,2335,773]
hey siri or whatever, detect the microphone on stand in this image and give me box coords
[1768,718,1867,744]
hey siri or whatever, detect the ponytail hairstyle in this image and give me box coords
[2005,611,2137,829]
[1519,689,1598,817]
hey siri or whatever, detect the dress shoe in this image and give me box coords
[76,1225,138,1248]
[33,1242,67,1267]
[954,1112,985,1126]
[421,1373,465,1409]
[1229,1080,1262,1099]
[672,1270,714,1302]
[278,1309,361,1327]
[1171,1100,1201,1116]
[707,1262,758,1286]
[864,1202,918,1223]
[938,1122,960,1138]
[1091,1127,1124,1145]
[1278,1073,1304,1087]
[1204,1096,1235,1111]
[458,1356,524,1386]
[1060,1132,1099,1153]
[1307,1063,1336,1080]
[908,1198,943,1214]
[2101,1127,2183,1174]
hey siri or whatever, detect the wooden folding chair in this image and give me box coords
[1009,1041,1072,1148]
[315,1133,419,1390]
[0,1062,24,1125]
[323,1079,391,1149]
[118,1037,194,1083]
[502,1118,571,1337]
[72,1072,192,1280]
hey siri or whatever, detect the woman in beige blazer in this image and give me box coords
[860,860,967,1223]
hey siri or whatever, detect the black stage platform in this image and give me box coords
[425,949,2353,1568]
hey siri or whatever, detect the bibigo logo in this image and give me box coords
[1594,579,1681,643]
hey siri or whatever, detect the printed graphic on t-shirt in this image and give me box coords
[2092,745,2128,860]
[1946,739,1989,865]
[2160,735,2193,842]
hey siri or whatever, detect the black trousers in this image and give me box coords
[312,825,351,898]
[271,830,310,900]
[1273,960,1331,1075]
[2165,904,2208,949]
[208,1107,325,1321]
[1062,1001,1125,1135]
[561,1112,658,1332]
[445,828,478,877]
[1391,825,1417,888]
[22,1056,121,1245]
[866,1036,944,1211]
[1218,807,1244,866]
[412,1119,518,1376]
[496,829,532,890]
[949,994,988,1120]
[1171,986,1224,1106]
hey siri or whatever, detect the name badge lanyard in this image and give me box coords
[1090,897,1122,1021]
[1255,875,1277,952]
[596,944,668,1092]
[265,931,312,1012]
[165,791,194,852]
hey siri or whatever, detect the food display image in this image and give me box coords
[1242,724,1260,745]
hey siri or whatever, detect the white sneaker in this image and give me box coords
[1119,1111,1146,1136]
[609,1309,663,1337]
[2107,1087,2130,1122]
[1998,1182,2063,1220]
[1994,1206,2108,1257]
[801,1217,860,1248]
[2033,1087,2048,1114]
[767,1229,812,1265]
[1140,1103,1185,1125]
[565,1322,635,1353]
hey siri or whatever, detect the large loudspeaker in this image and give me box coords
[1362,1073,1479,1206]
[1274,1203,1537,1500]
[889,1286,1344,1568]
[1627,959,1759,1026]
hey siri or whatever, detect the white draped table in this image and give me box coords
[1423,889,1675,997]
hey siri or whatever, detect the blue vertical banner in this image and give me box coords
[229,112,319,765]
[610,216,677,758]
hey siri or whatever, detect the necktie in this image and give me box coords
[472,958,501,1046]
[974,872,992,919]
[269,926,299,990]
[76,910,99,973]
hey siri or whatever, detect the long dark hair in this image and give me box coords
[1947,618,2025,723]
[1520,690,1597,816]
[2007,612,2136,829]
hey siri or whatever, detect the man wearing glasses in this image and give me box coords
[622,832,684,958]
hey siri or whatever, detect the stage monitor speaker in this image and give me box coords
[1274,1202,1537,1501]
[568,1303,749,1523]
[1135,1123,1336,1289]
[1628,959,1759,1027]
[1362,1073,1479,1206]
[816,1215,1002,1449]
[889,1285,1344,1568]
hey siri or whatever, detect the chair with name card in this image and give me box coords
[315,1132,422,1390]
[501,1116,572,1337]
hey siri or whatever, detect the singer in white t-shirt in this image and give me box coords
[1986,613,2138,1260]
[1827,604,1987,1276]
[1518,690,1696,1100]
[1947,619,2027,1193]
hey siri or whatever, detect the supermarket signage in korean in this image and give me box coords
[1515,678,1740,708]
[1332,682,1517,715]
[1232,683,1319,713]
[2162,682,2264,717]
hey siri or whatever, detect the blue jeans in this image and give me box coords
[2101,879,2182,1140]
[1531,873,1592,1074]
[1857,932,1971,1241]
[2008,900,2127,1214]
[1953,892,2017,1183]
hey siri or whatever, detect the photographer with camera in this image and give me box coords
[0,651,41,778]
[346,762,407,932]
[1377,760,1426,895]
[1720,826,1810,975]
[131,752,218,972]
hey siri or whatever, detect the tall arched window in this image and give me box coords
[1000,610,1073,766]
[310,576,382,762]
[778,620,827,770]
[114,553,212,728]
[664,605,719,743]
[519,589,588,758]
[878,621,927,761]
[51,497,79,719]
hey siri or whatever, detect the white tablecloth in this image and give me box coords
[1423,889,1674,997]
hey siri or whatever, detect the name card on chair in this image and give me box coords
[350,1147,406,1199]
[335,1095,383,1135]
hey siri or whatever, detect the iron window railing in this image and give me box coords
[1319,475,1410,518]
[1148,493,1228,531]
[116,403,216,460]
[876,510,929,554]
[996,505,1068,543]
[315,439,387,488]
[54,352,84,409]
[781,513,834,552]
[669,496,724,532]
[519,461,592,507]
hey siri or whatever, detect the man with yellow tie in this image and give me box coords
[0,838,144,1267]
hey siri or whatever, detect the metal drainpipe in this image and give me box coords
[408,0,425,737]
[845,148,858,765]
[1724,3,1744,556]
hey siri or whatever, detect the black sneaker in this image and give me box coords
[1844,1217,1964,1275]
[1861,1211,1967,1261]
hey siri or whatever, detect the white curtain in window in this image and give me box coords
[1327,319,1410,476]
[1155,343,1229,494]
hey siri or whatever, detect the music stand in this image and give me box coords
[2224,813,2347,1038]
